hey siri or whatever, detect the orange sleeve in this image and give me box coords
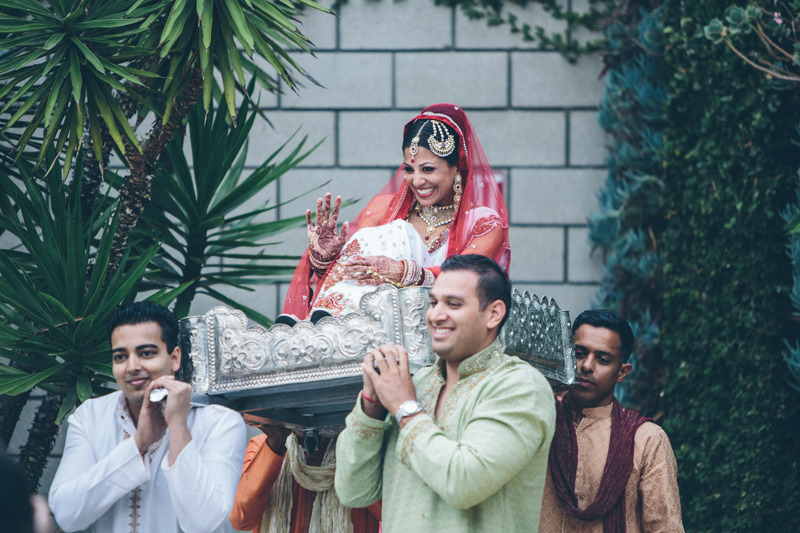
[229,434,286,532]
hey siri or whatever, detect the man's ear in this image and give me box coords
[170,346,182,373]
[486,300,506,330]
[616,362,633,384]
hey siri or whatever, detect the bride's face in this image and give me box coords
[402,146,458,207]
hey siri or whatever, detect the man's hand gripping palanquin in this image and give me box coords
[306,192,350,276]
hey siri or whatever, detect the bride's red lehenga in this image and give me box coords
[282,103,511,319]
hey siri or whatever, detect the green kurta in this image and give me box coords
[334,339,556,532]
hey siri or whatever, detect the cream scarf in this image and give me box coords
[259,434,353,533]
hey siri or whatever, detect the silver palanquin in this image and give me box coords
[181,285,575,432]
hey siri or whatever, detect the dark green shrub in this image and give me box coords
[591,5,667,417]
[661,1,800,530]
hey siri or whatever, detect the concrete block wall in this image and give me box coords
[190,0,608,319]
[8,0,609,507]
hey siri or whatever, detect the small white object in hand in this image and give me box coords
[149,388,168,403]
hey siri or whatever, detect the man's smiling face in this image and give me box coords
[111,321,180,413]
[426,269,498,364]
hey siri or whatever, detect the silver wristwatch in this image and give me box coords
[395,400,423,424]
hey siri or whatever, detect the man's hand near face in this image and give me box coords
[361,344,420,428]
[135,375,192,466]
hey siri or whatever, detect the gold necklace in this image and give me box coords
[414,202,455,240]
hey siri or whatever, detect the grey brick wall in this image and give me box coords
[10,0,608,507]
[209,0,608,319]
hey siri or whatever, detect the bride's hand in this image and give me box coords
[307,193,349,266]
[344,256,406,286]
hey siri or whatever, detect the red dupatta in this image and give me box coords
[282,103,510,318]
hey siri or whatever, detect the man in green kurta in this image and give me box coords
[334,254,556,532]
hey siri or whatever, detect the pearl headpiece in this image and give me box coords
[409,119,456,162]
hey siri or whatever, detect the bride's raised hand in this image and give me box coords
[307,193,349,269]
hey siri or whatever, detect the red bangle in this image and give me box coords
[361,391,379,405]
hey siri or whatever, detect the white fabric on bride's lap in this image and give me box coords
[312,220,448,317]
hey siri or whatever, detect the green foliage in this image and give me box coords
[661,1,800,529]
[781,171,800,390]
[0,0,330,172]
[433,0,613,61]
[590,6,667,415]
[0,149,185,423]
[131,98,319,325]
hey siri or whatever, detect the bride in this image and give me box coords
[280,103,510,322]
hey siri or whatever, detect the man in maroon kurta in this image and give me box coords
[539,309,683,533]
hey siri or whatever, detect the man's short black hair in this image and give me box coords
[439,254,512,329]
[107,302,179,352]
[571,309,634,364]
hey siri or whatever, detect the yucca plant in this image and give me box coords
[130,97,319,325]
[0,148,186,488]
[0,0,328,169]
[0,0,330,277]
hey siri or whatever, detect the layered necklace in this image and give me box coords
[414,201,456,241]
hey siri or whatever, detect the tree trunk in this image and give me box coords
[108,63,205,274]
[17,392,61,492]
[81,68,149,222]
[0,390,30,448]
[80,127,115,223]
[0,359,35,447]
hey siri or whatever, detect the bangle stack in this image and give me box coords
[401,259,423,286]
[420,268,435,287]
[309,253,333,272]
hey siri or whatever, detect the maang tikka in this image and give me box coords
[428,120,455,158]
[408,120,427,163]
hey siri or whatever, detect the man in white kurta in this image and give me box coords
[49,302,247,532]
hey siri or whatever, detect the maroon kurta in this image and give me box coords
[539,402,684,533]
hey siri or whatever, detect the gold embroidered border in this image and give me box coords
[438,343,505,433]
[399,417,438,467]
[347,411,385,442]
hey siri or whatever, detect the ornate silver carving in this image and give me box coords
[184,285,434,395]
[499,290,576,387]
[182,286,575,430]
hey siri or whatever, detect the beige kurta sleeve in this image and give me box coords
[636,423,684,533]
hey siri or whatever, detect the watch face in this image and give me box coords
[396,400,422,423]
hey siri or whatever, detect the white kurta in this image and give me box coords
[49,390,247,533]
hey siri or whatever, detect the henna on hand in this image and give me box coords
[306,193,349,276]
[344,256,406,286]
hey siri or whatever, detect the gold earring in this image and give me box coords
[453,174,462,204]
